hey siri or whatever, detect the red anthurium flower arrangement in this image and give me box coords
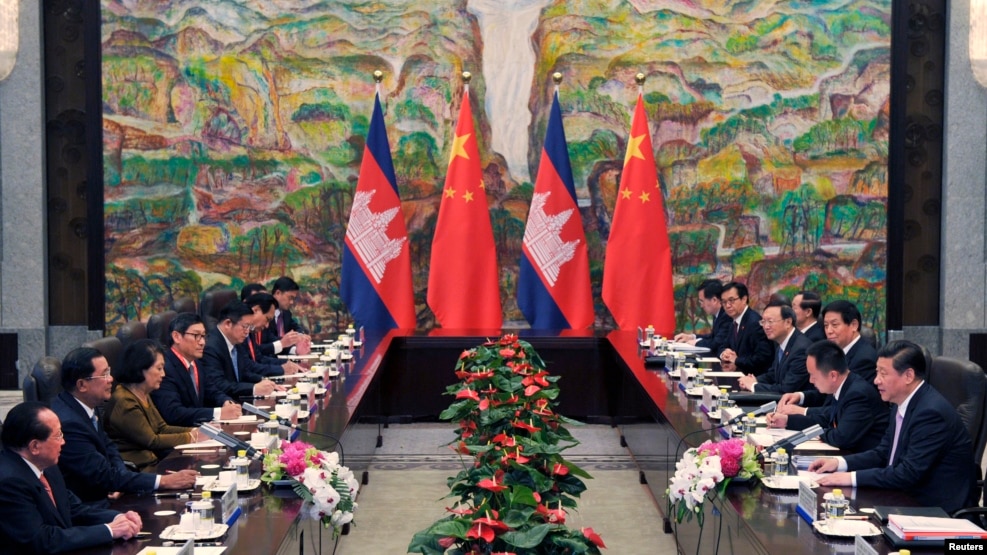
[409,335,605,554]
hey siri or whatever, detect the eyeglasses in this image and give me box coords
[84,371,113,381]
[721,296,742,305]
[235,322,255,332]
[48,432,64,441]
[184,332,207,342]
[759,319,783,327]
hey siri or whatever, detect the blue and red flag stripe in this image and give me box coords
[341,93,416,330]
[518,91,593,329]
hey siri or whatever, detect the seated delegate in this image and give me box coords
[104,339,202,469]
[768,340,888,452]
[0,402,142,554]
[810,340,977,512]
[52,347,198,505]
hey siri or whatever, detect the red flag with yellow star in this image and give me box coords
[602,94,675,334]
[427,87,503,329]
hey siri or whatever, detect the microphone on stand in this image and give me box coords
[758,424,825,460]
[199,423,262,460]
[724,400,777,425]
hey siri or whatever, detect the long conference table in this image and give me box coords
[67,329,940,554]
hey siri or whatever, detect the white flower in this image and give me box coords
[330,509,354,527]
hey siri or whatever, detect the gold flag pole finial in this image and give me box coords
[635,72,646,86]
[552,72,563,85]
[462,71,472,84]
[373,70,384,83]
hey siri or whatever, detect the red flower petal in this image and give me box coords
[582,527,606,548]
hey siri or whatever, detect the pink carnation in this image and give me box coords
[719,456,740,477]
[719,438,744,461]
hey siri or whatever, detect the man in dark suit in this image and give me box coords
[674,279,732,355]
[260,276,311,355]
[243,292,302,376]
[717,281,774,375]
[0,402,142,553]
[201,301,283,400]
[811,340,977,513]
[738,303,812,394]
[51,348,198,505]
[151,312,242,426]
[793,290,825,342]
[822,300,878,383]
[769,340,888,452]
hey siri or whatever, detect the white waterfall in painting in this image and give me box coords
[467,0,552,184]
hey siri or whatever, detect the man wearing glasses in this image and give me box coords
[201,301,283,400]
[737,302,812,393]
[717,281,774,375]
[0,402,143,553]
[152,312,242,426]
[51,348,198,506]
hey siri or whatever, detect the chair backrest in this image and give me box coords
[147,310,178,346]
[200,289,238,331]
[115,320,148,355]
[22,356,63,405]
[82,336,123,373]
[172,297,196,314]
[928,356,987,462]
[859,325,878,349]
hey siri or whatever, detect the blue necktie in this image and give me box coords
[231,347,240,381]
[91,413,99,432]
[777,346,784,364]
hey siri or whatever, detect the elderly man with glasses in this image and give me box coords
[716,281,775,375]
[50,348,198,506]
[200,301,284,401]
[737,302,813,394]
[152,312,242,426]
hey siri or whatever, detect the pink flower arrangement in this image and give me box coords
[667,438,763,526]
[261,440,358,538]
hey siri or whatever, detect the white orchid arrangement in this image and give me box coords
[261,440,359,538]
[667,438,761,526]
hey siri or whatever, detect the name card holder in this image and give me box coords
[222,483,241,525]
[796,480,817,524]
[177,538,195,555]
[700,386,719,412]
[854,534,878,555]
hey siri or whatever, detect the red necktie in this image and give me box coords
[40,473,57,507]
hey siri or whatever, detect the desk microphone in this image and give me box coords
[242,403,347,465]
[758,424,824,460]
[724,400,777,425]
[199,423,262,460]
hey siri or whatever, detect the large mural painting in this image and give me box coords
[102,0,891,334]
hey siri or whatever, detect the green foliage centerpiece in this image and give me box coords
[409,334,606,554]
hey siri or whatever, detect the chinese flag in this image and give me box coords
[602,94,675,335]
[518,90,593,329]
[427,88,503,329]
[341,92,416,329]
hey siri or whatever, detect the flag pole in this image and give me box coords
[374,69,383,95]
[462,70,471,93]
[552,71,562,95]
[635,71,645,93]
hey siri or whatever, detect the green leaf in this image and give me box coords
[500,523,554,548]
[407,531,448,555]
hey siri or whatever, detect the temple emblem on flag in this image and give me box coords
[522,192,579,286]
[344,190,406,284]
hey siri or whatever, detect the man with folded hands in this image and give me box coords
[809,340,977,513]
[674,279,732,355]
[242,292,302,376]
[201,301,285,400]
[767,340,888,452]
[737,302,812,394]
[51,348,199,506]
[152,312,243,426]
[716,281,774,375]
[0,402,143,553]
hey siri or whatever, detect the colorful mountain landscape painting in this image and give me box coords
[101,0,891,334]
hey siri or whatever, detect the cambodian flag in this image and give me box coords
[341,93,416,329]
[518,91,593,329]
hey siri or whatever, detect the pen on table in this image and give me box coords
[842,516,870,520]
